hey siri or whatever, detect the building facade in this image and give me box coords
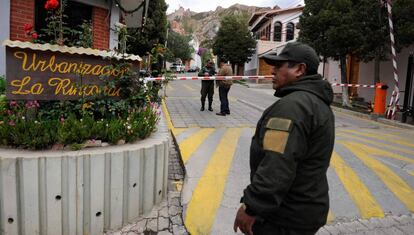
[244,6,304,77]
[245,5,413,110]
[0,0,127,76]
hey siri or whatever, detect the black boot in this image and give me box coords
[200,101,205,111]
[208,101,213,111]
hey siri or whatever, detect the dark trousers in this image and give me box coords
[218,86,230,113]
[200,80,214,105]
[252,221,320,235]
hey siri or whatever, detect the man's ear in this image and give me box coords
[295,63,307,77]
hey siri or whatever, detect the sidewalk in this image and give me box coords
[106,134,188,235]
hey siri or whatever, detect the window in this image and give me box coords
[273,22,282,42]
[35,0,92,43]
[286,22,295,41]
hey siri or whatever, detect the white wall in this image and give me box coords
[0,0,10,76]
[323,46,414,105]
[359,45,414,105]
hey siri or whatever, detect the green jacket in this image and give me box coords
[242,74,335,230]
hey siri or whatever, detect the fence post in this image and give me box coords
[373,83,388,115]
[402,53,414,123]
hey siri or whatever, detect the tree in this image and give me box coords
[127,0,168,56]
[212,14,256,70]
[393,0,414,49]
[166,31,194,62]
[299,0,365,107]
[354,0,389,84]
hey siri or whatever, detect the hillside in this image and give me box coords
[167,4,273,46]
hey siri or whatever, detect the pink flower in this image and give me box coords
[9,101,17,107]
[7,110,13,116]
[60,116,65,123]
[31,32,38,39]
[24,23,33,34]
[8,120,15,126]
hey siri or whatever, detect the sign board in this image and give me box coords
[5,46,139,100]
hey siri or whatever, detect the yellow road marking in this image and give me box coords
[341,129,414,148]
[337,133,414,156]
[179,128,215,163]
[185,128,243,235]
[330,152,384,218]
[184,84,196,91]
[327,210,335,224]
[161,99,175,132]
[341,142,414,164]
[354,128,414,140]
[342,141,414,212]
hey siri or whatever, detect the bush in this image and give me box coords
[0,100,160,149]
[0,63,163,150]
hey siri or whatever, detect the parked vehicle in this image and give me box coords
[170,63,185,73]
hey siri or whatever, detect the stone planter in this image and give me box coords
[0,117,170,235]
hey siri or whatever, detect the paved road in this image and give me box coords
[163,79,414,235]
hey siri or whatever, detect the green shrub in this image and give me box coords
[0,75,5,94]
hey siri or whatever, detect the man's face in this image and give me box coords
[271,61,304,90]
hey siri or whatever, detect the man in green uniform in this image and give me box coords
[198,60,216,111]
[233,42,335,235]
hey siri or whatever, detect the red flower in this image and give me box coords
[45,0,59,10]
[9,101,17,107]
[24,23,33,33]
[8,120,15,126]
[31,32,38,39]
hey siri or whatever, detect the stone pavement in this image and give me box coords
[106,135,188,235]
[317,214,414,235]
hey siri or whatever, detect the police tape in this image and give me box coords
[144,76,274,81]
[331,83,385,89]
[144,76,385,89]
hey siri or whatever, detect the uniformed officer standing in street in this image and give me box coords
[233,42,335,235]
[198,60,217,111]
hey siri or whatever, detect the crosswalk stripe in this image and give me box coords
[343,142,414,164]
[179,128,216,164]
[337,133,414,155]
[352,128,412,140]
[330,152,384,218]
[342,141,414,212]
[341,129,414,148]
[185,128,243,235]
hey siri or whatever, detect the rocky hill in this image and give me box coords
[167,4,273,46]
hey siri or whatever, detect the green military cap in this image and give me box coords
[263,42,320,73]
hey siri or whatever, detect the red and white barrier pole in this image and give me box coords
[145,75,274,81]
[385,0,400,120]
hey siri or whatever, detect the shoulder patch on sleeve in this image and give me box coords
[263,130,289,153]
[266,118,292,132]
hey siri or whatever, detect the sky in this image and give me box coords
[165,0,305,14]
